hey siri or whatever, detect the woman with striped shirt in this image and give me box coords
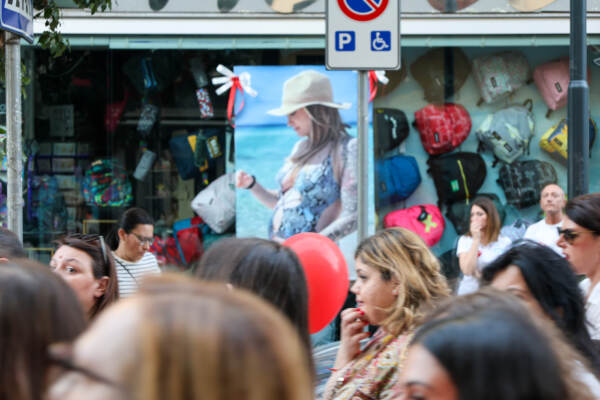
[109,207,161,297]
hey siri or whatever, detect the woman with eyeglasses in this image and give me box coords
[108,207,161,298]
[557,193,600,340]
[51,234,119,320]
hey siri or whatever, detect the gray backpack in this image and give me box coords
[476,99,535,165]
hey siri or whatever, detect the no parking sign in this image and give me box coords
[326,0,400,70]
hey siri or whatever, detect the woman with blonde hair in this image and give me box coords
[457,196,511,295]
[323,228,450,400]
[48,274,313,400]
[236,69,357,242]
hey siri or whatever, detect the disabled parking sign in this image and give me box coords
[326,0,400,70]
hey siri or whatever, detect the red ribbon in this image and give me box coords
[368,70,378,102]
[227,76,245,127]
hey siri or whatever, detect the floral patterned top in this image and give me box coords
[269,137,357,242]
[323,329,412,400]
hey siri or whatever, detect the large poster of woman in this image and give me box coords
[234,66,371,272]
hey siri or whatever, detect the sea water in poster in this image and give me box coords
[233,65,374,278]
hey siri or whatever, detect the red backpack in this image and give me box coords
[384,204,445,247]
[414,103,472,155]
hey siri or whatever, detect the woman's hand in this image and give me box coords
[470,220,483,241]
[334,308,370,369]
[236,170,254,189]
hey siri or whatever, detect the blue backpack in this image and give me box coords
[375,155,421,207]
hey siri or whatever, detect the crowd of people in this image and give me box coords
[3,179,600,398]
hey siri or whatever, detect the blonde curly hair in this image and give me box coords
[354,228,450,336]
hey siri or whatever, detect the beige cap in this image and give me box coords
[509,0,557,12]
[267,70,351,116]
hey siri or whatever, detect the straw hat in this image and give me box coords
[509,0,557,12]
[267,70,351,116]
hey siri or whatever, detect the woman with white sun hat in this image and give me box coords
[236,70,358,242]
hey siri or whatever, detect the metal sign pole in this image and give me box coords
[567,0,589,198]
[5,32,23,239]
[357,70,369,242]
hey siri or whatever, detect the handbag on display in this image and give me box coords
[190,173,235,234]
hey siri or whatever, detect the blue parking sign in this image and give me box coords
[1,0,33,43]
[335,31,355,51]
[371,31,391,51]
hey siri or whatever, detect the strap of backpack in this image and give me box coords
[491,155,499,168]
[456,159,470,204]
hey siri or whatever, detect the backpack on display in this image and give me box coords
[533,57,590,117]
[82,159,133,207]
[150,235,183,266]
[26,175,68,235]
[173,216,204,266]
[539,118,597,161]
[475,99,535,165]
[497,160,558,209]
[437,248,461,293]
[410,48,471,103]
[427,0,479,12]
[383,204,445,247]
[500,218,533,242]
[472,51,531,105]
[445,193,506,235]
[414,103,472,155]
[373,108,409,156]
[169,133,200,180]
[427,152,486,206]
[375,155,421,208]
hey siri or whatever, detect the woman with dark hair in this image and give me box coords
[456,196,511,295]
[400,289,596,400]
[194,237,311,356]
[51,234,119,320]
[323,228,450,400]
[482,240,600,377]
[236,70,357,242]
[557,193,600,340]
[48,275,313,400]
[109,207,160,297]
[0,259,86,400]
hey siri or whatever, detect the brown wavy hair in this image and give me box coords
[290,104,350,167]
[354,228,450,336]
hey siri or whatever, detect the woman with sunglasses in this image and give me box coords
[108,207,161,298]
[51,234,119,320]
[557,193,600,340]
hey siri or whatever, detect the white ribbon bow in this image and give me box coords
[373,70,389,85]
[211,64,258,97]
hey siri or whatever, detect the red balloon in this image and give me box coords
[284,232,349,334]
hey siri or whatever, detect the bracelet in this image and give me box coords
[246,175,256,190]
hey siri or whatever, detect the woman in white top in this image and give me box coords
[557,193,600,340]
[457,196,511,295]
[108,207,160,298]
